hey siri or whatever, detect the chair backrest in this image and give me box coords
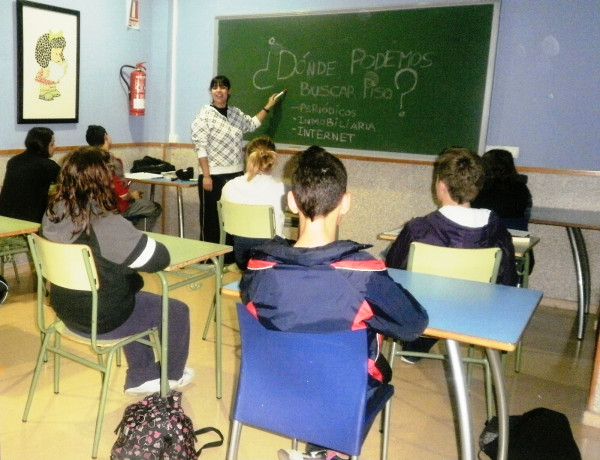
[233,303,371,456]
[217,201,276,242]
[27,233,101,342]
[407,241,501,283]
[27,233,99,291]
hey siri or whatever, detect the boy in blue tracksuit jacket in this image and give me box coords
[240,146,428,460]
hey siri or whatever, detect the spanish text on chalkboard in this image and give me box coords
[217,2,499,157]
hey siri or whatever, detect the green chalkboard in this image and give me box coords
[216,2,499,157]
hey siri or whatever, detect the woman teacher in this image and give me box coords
[191,75,282,244]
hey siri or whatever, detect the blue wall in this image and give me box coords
[2,0,598,171]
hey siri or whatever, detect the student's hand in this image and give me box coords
[202,176,213,191]
[130,190,142,200]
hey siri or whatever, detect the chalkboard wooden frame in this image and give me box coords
[215,1,500,160]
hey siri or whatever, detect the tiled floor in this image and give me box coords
[0,269,599,460]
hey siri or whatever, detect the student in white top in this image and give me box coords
[221,135,286,269]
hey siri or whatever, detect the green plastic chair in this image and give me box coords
[202,201,276,339]
[22,233,162,459]
[388,241,502,419]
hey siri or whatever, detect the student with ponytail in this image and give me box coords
[221,135,286,269]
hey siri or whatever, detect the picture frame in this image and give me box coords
[16,0,80,124]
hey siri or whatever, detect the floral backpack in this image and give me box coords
[111,391,223,460]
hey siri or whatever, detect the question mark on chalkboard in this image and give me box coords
[394,68,418,117]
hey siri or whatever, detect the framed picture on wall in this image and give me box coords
[16,0,80,124]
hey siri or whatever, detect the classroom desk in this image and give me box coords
[0,216,40,237]
[126,173,199,238]
[529,206,600,340]
[221,271,543,460]
[147,232,232,398]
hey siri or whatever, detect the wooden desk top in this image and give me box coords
[146,232,231,270]
[529,206,600,230]
[0,217,40,238]
[222,268,543,352]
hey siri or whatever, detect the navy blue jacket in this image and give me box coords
[240,237,429,384]
[385,210,517,286]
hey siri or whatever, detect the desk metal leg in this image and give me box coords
[486,348,508,460]
[176,188,184,238]
[212,256,223,399]
[572,228,591,315]
[566,227,588,339]
[157,271,170,397]
[445,339,474,460]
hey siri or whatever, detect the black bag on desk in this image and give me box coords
[131,156,176,174]
[478,407,581,460]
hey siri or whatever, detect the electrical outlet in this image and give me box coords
[485,145,519,158]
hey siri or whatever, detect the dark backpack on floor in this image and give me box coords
[111,390,223,460]
[478,407,581,460]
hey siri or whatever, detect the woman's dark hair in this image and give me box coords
[24,127,54,157]
[47,146,117,236]
[481,149,519,181]
[210,75,231,89]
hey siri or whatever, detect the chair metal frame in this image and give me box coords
[228,303,393,460]
[22,233,162,459]
[388,242,502,419]
[202,201,276,339]
[0,235,30,283]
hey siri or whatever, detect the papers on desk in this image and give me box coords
[125,172,164,180]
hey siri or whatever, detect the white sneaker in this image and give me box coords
[169,367,195,390]
[124,378,161,396]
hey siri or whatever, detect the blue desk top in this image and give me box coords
[223,269,543,352]
[388,269,543,351]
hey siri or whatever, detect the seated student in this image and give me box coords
[472,148,535,275]
[221,135,286,269]
[42,146,193,395]
[240,146,429,460]
[385,147,517,363]
[0,127,60,223]
[472,148,532,232]
[85,125,162,231]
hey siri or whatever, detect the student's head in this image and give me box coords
[245,136,277,180]
[25,127,55,158]
[481,149,518,181]
[434,147,484,205]
[290,146,348,220]
[85,125,110,148]
[48,146,117,230]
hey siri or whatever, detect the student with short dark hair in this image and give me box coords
[385,147,517,363]
[240,146,428,460]
[86,124,162,230]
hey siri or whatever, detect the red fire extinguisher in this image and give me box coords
[120,62,146,116]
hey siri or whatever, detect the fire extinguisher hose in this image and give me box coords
[120,65,136,96]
